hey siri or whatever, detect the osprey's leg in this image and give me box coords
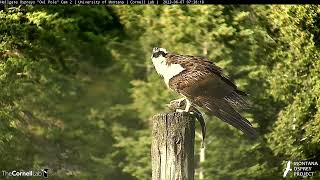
[184,99,192,112]
[171,97,186,106]
[176,99,192,112]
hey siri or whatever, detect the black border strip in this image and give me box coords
[2,0,319,5]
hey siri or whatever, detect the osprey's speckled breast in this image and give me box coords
[151,48,185,86]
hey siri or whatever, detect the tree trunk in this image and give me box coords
[199,146,205,180]
[151,112,195,180]
[198,41,208,180]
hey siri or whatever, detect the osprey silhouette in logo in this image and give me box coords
[283,161,292,177]
[151,47,257,137]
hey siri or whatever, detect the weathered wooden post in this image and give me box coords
[151,112,195,180]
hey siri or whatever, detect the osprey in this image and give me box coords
[151,47,257,137]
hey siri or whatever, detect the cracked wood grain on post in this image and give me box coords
[151,112,195,180]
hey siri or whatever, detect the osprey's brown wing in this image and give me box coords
[167,54,257,137]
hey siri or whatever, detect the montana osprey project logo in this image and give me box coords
[283,161,292,177]
[282,160,319,177]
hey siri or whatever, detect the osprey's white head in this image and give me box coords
[151,47,185,86]
[151,47,167,59]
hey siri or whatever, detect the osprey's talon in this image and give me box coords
[175,99,192,112]
[171,98,186,107]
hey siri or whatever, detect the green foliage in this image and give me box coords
[262,5,320,161]
[1,4,320,180]
[0,5,132,179]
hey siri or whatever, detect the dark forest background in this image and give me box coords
[0,5,320,179]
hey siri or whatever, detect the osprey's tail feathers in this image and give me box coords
[200,97,257,138]
[224,91,249,110]
[235,89,248,96]
[217,109,257,138]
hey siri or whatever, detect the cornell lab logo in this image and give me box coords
[2,168,49,178]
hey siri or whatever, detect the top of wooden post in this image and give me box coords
[151,112,195,180]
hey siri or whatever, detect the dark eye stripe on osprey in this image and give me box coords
[151,47,257,137]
